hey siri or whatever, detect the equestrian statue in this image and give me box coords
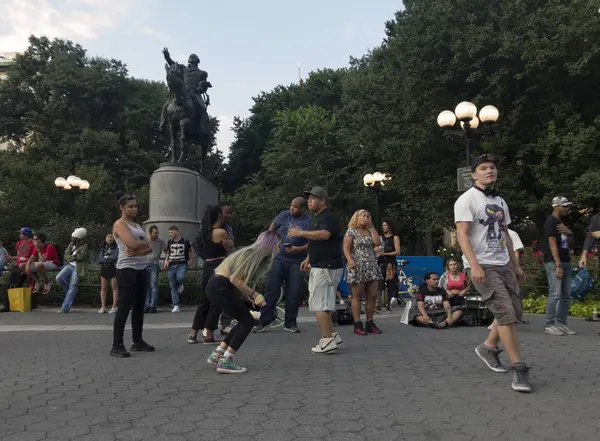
[159,47,212,171]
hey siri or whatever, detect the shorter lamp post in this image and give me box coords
[363,172,391,227]
[55,175,90,191]
[437,102,499,166]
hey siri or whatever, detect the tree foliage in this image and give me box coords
[0,35,222,248]
[222,0,600,252]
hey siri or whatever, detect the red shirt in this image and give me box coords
[36,243,60,266]
[15,240,36,264]
[446,272,468,291]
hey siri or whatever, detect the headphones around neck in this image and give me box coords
[474,185,499,198]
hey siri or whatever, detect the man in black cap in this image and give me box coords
[288,187,344,354]
[454,154,531,393]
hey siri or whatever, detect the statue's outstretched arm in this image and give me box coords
[162,47,175,66]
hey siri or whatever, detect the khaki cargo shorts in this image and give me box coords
[467,263,522,326]
[308,267,343,312]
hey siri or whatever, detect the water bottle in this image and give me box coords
[593,308,599,321]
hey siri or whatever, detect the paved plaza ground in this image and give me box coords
[1,307,599,441]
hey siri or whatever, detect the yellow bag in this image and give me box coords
[8,287,31,312]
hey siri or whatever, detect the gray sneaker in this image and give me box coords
[545,325,565,336]
[284,326,300,333]
[556,325,576,335]
[475,343,508,373]
[511,363,532,393]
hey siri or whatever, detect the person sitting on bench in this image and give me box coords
[409,272,463,328]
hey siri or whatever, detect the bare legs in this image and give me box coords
[350,281,379,322]
[100,277,118,311]
[486,320,521,363]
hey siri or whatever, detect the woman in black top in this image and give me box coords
[189,205,234,344]
[377,218,401,311]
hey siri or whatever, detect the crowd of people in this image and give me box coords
[2,154,600,392]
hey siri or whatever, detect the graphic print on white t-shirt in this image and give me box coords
[454,187,511,268]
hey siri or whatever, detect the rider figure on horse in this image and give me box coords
[159,47,212,133]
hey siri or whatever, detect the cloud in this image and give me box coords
[139,25,169,41]
[0,0,136,52]
[343,24,356,38]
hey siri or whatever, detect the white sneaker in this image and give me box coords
[557,324,576,335]
[109,307,118,314]
[311,337,338,354]
[172,305,181,313]
[177,283,184,294]
[332,332,343,346]
[545,325,565,336]
[98,307,107,314]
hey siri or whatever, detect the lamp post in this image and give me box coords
[437,102,499,166]
[363,172,391,227]
[55,176,90,191]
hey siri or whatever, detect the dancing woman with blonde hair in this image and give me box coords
[343,209,383,335]
[205,230,279,373]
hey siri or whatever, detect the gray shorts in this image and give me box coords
[308,267,343,312]
[467,263,522,326]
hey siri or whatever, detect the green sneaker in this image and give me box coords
[207,350,222,365]
[216,357,247,374]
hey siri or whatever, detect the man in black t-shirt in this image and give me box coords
[541,197,575,336]
[164,225,195,313]
[409,272,462,328]
[288,187,343,354]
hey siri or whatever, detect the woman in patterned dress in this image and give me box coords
[343,209,383,335]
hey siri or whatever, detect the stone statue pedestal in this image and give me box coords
[143,163,219,241]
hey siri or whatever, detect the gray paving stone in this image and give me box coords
[1,314,598,441]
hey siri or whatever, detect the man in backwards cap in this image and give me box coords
[454,154,531,393]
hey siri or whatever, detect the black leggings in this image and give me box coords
[206,275,254,351]
[379,263,397,306]
[113,268,146,347]
[191,259,223,331]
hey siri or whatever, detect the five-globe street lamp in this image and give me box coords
[55,175,90,191]
[437,101,499,166]
[363,172,391,227]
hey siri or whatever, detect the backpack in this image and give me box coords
[571,266,593,301]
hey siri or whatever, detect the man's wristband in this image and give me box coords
[250,289,256,299]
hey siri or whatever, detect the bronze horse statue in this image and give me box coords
[162,62,211,170]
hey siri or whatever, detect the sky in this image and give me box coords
[0,0,404,159]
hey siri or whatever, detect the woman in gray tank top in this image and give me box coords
[110,193,155,358]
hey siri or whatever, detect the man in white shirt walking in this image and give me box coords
[454,154,531,393]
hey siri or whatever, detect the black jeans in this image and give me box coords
[206,275,254,351]
[191,259,223,331]
[113,268,146,347]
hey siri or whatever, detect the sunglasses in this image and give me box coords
[118,194,136,204]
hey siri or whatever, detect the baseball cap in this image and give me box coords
[552,196,572,207]
[303,186,328,200]
[71,227,88,239]
[19,227,33,237]
[471,154,500,172]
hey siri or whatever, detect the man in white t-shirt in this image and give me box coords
[508,229,527,324]
[454,154,531,393]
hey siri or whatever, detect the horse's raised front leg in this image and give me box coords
[179,118,190,163]
[168,120,178,163]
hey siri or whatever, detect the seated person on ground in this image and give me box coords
[438,258,469,307]
[409,272,463,329]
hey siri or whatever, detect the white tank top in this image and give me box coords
[115,222,148,270]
